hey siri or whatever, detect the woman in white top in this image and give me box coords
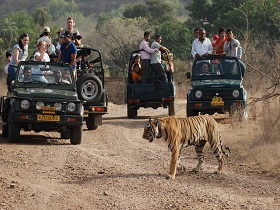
[32,41,50,83]
[8,33,29,81]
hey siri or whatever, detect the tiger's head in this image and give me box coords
[143,118,162,142]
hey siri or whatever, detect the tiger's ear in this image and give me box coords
[149,118,153,123]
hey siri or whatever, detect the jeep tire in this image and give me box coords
[8,120,20,143]
[86,118,98,130]
[77,74,103,103]
[70,125,82,145]
[168,101,175,116]
[127,105,137,118]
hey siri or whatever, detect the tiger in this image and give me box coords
[142,115,231,179]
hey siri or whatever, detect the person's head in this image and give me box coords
[133,63,141,73]
[36,41,47,51]
[54,70,63,81]
[226,29,234,40]
[56,28,63,37]
[198,28,206,40]
[23,67,32,81]
[155,34,162,43]
[218,27,226,39]
[134,54,141,63]
[5,50,12,62]
[67,17,75,30]
[19,33,30,50]
[62,31,72,44]
[194,28,200,38]
[43,26,51,37]
[144,31,150,41]
[201,63,209,73]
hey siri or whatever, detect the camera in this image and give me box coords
[72,33,82,40]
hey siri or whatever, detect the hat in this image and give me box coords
[56,28,63,35]
[44,26,50,33]
[212,34,219,41]
[37,36,51,45]
[62,31,71,38]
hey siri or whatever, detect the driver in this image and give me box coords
[19,67,32,82]
[49,70,70,84]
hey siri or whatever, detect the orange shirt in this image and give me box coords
[132,71,141,83]
[212,38,228,55]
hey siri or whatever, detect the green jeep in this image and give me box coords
[126,50,175,118]
[186,55,247,117]
[0,61,84,144]
[76,47,108,130]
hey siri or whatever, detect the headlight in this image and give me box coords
[36,102,44,110]
[232,90,240,98]
[20,100,30,110]
[195,90,202,99]
[54,103,62,111]
[66,102,76,112]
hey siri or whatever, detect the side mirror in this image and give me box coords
[186,72,191,79]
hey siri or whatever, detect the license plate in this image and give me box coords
[210,96,224,106]
[42,106,56,111]
[37,115,60,121]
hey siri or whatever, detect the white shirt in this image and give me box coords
[191,38,213,58]
[150,41,162,64]
[139,39,157,60]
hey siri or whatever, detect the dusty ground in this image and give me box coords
[0,101,280,210]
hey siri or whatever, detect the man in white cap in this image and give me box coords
[37,26,56,55]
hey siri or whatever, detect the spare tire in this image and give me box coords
[76,74,103,103]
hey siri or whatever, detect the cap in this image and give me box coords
[212,34,219,41]
[56,28,63,35]
[44,26,50,33]
[62,31,71,38]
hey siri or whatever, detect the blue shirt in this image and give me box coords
[60,42,77,64]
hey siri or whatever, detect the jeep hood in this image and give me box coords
[13,88,78,100]
[191,79,242,88]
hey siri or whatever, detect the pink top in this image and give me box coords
[139,39,157,60]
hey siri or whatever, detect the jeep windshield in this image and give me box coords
[16,61,73,85]
[192,56,242,80]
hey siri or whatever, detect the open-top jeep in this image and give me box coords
[126,50,175,118]
[76,47,108,130]
[186,55,247,117]
[0,61,84,144]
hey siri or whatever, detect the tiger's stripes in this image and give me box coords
[142,115,231,179]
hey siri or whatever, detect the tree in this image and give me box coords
[0,17,19,48]
[94,17,153,77]
[155,20,193,60]
[32,5,52,29]
[47,0,79,21]
[123,3,150,19]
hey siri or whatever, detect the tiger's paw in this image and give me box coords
[165,174,175,179]
[214,170,222,175]
[191,167,202,173]
[177,165,187,173]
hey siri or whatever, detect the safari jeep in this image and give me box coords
[186,55,247,117]
[126,50,175,118]
[0,61,84,144]
[76,47,108,130]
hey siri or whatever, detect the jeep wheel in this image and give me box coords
[8,121,20,143]
[187,107,199,117]
[61,129,70,139]
[127,106,137,118]
[86,118,98,130]
[77,74,103,103]
[70,126,82,145]
[2,123,8,137]
[168,101,175,116]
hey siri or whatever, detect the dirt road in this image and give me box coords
[0,101,279,210]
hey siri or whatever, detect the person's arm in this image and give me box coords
[191,40,199,59]
[57,51,62,63]
[70,53,77,66]
[13,48,20,65]
[142,41,158,53]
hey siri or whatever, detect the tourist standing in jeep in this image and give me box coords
[139,31,158,83]
[59,17,82,47]
[191,28,213,59]
[150,34,170,83]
